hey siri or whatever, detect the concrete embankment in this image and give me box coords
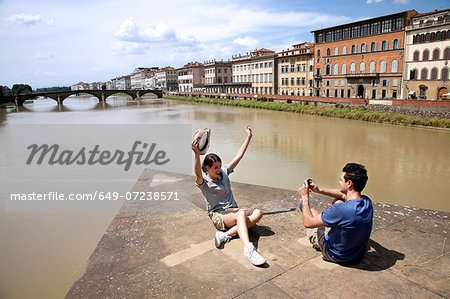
[66,169,449,298]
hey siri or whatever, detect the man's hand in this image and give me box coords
[298,185,309,198]
[306,178,320,193]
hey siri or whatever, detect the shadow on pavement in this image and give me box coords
[340,239,405,271]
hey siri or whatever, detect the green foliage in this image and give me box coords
[12,84,32,95]
[35,86,71,92]
[163,95,450,128]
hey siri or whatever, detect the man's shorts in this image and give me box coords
[209,208,240,231]
[307,227,336,262]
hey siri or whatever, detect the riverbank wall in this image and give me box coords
[169,91,450,119]
[66,169,449,298]
[165,94,450,128]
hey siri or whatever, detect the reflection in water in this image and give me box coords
[0,96,449,299]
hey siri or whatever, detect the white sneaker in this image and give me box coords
[244,243,266,266]
[215,231,231,248]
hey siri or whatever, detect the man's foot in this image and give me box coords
[215,231,231,248]
[244,243,266,266]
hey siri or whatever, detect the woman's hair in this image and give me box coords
[202,153,221,173]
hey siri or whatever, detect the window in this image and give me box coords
[392,90,398,99]
[351,26,359,38]
[380,60,387,73]
[361,24,369,36]
[291,65,295,72]
[393,17,403,31]
[291,78,294,85]
[391,59,398,73]
[327,48,331,56]
[381,19,391,33]
[425,33,430,42]
[350,62,356,74]
[341,63,347,75]
[361,44,367,53]
[317,49,321,57]
[351,45,357,54]
[334,29,341,41]
[335,80,339,87]
[333,63,339,75]
[432,48,440,60]
[393,79,398,87]
[325,31,333,42]
[343,27,350,39]
[393,39,400,49]
[444,48,450,59]
[423,50,430,61]
[382,80,388,87]
[334,47,339,55]
[410,69,417,80]
[371,79,377,86]
[370,42,377,52]
[359,62,366,73]
[342,46,347,55]
[419,86,427,98]
[369,61,376,73]
[371,22,380,34]
[317,33,323,43]
[381,41,388,51]
[382,90,387,99]
[431,68,438,80]
[421,68,428,80]
[326,64,331,75]
[413,51,420,61]
[442,68,449,80]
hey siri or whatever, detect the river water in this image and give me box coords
[0,95,449,298]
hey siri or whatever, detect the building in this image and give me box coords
[71,82,90,91]
[155,67,178,91]
[177,62,205,92]
[403,9,450,100]
[231,48,276,95]
[130,67,159,90]
[312,10,418,99]
[204,60,232,93]
[115,75,131,90]
[276,42,315,96]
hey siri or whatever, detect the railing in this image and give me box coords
[406,18,450,30]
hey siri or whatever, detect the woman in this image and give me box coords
[191,126,266,266]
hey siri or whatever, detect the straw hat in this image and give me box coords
[192,128,211,155]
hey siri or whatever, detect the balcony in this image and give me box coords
[345,72,379,78]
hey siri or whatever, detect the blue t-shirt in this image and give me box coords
[321,195,373,263]
[195,163,238,215]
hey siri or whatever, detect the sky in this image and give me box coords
[0,0,447,89]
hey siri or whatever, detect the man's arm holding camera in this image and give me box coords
[307,178,346,201]
[299,181,325,229]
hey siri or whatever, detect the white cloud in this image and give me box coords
[113,18,201,54]
[233,36,259,49]
[8,13,42,26]
[110,41,148,55]
[366,0,384,3]
[35,51,55,60]
[393,0,408,4]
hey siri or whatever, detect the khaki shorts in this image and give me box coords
[307,227,336,262]
[209,208,240,231]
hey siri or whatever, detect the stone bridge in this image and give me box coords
[0,89,163,106]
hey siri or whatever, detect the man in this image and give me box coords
[298,163,373,263]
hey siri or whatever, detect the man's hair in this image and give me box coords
[342,163,368,192]
[202,153,221,173]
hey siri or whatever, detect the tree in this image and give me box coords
[12,84,33,95]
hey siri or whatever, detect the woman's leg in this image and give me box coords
[223,209,263,245]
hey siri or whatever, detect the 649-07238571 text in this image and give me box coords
[9,191,180,201]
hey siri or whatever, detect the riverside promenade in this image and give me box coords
[66,169,449,298]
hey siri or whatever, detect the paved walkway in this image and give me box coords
[66,169,449,298]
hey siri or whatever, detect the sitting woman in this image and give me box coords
[191,126,266,266]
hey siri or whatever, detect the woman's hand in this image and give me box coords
[191,139,200,155]
[245,125,253,138]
